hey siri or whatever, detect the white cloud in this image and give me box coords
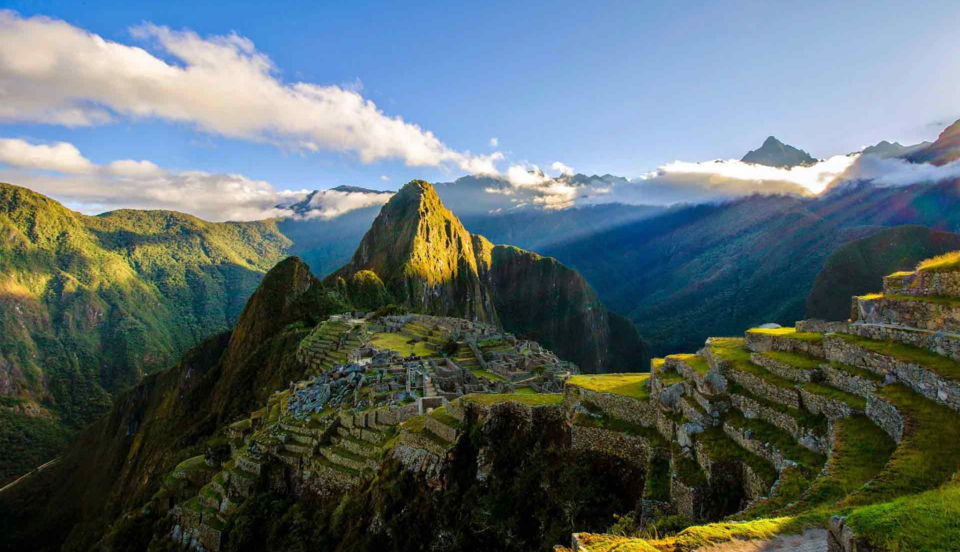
[300,189,394,220]
[489,137,498,147]
[836,154,960,187]
[379,175,390,181]
[0,137,307,221]
[550,161,574,176]
[0,11,501,174]
[505,163,551,187]
[0,138,96,174]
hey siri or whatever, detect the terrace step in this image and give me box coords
[694,426,780,504]
[320,445,379,472]
[854,293,960,333]
[333,434,380,459]
[283,442,312,455]
[726,382,831,455]
[848,321,960,363]
[744,328,825,358]
[824,333,960,414]
[724,358,801,410]
[723,410,827,472]
[750,351,823,383]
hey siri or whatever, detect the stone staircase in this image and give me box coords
[562,260,960,552]
[452,343,481,371]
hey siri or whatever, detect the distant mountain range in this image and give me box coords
[741,136,817,167]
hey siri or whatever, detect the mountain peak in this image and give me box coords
[741,136,816,168]
[907,118,960,165]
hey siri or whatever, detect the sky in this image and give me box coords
[0,0,959,220]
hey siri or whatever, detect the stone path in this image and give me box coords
[694,530,827,552]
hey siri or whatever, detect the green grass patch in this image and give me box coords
[371,332,433,357]
[886,293,960,308]
[644,457,672,502]
[917,250,960,273]
[667,353,710,375]
[673,450,708,488]
[429,406,460,429]
[469,368,507,382]
[835,333,960,382]
[801,382,867,410]
[727,382,828,431]
[567,373,651,400]
[725,410,826,470]
[825,361,885,383]
[697,426,779,488]
[747,327,824,343]
[761,350,822,372]
[461,392,563,407]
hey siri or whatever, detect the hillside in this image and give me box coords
[329,180,647,373]
[805,226,960,320]
[0,183,292,485]
[542,179,960,357]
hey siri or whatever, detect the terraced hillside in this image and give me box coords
[560,256,960,552]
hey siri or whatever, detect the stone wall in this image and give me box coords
[723,422,791,471]
[425,414,458,443]
[820,362,879,398]
[865,394,904,443]
[570,424,652,467]
[856,295,960,333]
[669,477,707,521]
[751,352,820,383]
[564,385,656,427]
[797,319,850,334]
[726,368,801,409]
[799,387,859,419]
[309,461,359,497]
[391,443,443,487]
[884,269,960,298]
[745,331,825,357]
[825,335,960,414]
[850,322,960,363]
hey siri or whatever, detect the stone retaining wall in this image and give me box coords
[570,424,652,467]
[865,394,904,443]
[399,428,450,457]
[745,332,825,358]
[884,269,960,298]
[751,352,820,383]
[425,415,459,443]
[825,335,960,414]
[198,522,223,551]
[669,477,708,521]
[391,444,443,487]
[856,295,960,333]
[797,319,849,334]
[655,408,676,441]
[799,388,859,419]
[309,462,359,497]
[564,385,656,427]
[726,368,801,409]
[723,422,791,471]
[820,362,879,398]
[850,322,960,363]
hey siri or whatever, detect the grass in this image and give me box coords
[673,449,708,488]
[725,354,798,391]
[835,333,960,382]
[725,410,826,470]
[667,353,710,375]
[513,386,537,395]
[885,293,960,308]
[643,457,672,502]
[917,250,960,273]
[429,406,460,428]
[371,332,433,357]
[760,351,822,372]
[747,327,824,343]
[571,533,660,552]
[727,382,828,431]
[801,382,867,410]
[825,361,885,383]
[175,455,218,472]
[461,392,563,407]
[696,426,779,488]
[469,368,507,382]
[573,412,667,448]
[567,373,651,400]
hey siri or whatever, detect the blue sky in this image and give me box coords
[0,0,958,219]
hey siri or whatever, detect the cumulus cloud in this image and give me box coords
[490,137,498,147]
[836,154,960,187]
[505,164,551,187]
[0,11,501,174]
[0,137,308,221]
[550,161,574,176]
[299,189,394,220]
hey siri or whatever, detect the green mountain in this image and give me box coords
[805,225,960,320]
[0,183,290,484]
[329,180,647,372]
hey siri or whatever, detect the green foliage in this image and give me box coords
[567,373,651,400]
[346,270,391,311]
[0,410,73,486]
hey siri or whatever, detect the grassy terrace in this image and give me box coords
[429,406,460,428]
[727,382,828,431]
[835,333,960,382]
[573,412,667,448]
[460,392,563,407]
[697,426,779,488]
[567,373,651,400]
[370,332,433,357]
[760,350,821,372]
[826,360,885,383]
[667,353,710,375]
[801,381,867,410]
[312,455,364,477]
[746,327,824,343]
[721,348,798,391]
[469,368,507,382]
[917,250,960,272]
[401,415,454,447]
[725,410,826,470]
[862,292,960,308]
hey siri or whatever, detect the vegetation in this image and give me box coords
[370,332,433,357]
[836,333,960,382]
[567,373,651,400]
[746,327,823,343]
[461,393,563,407]
[917,250,960,272]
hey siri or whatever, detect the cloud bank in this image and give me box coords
[298,188,394,220]
[0,11,499,173]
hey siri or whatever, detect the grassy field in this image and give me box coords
[567,373,651,400]
[371,332,433,357]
